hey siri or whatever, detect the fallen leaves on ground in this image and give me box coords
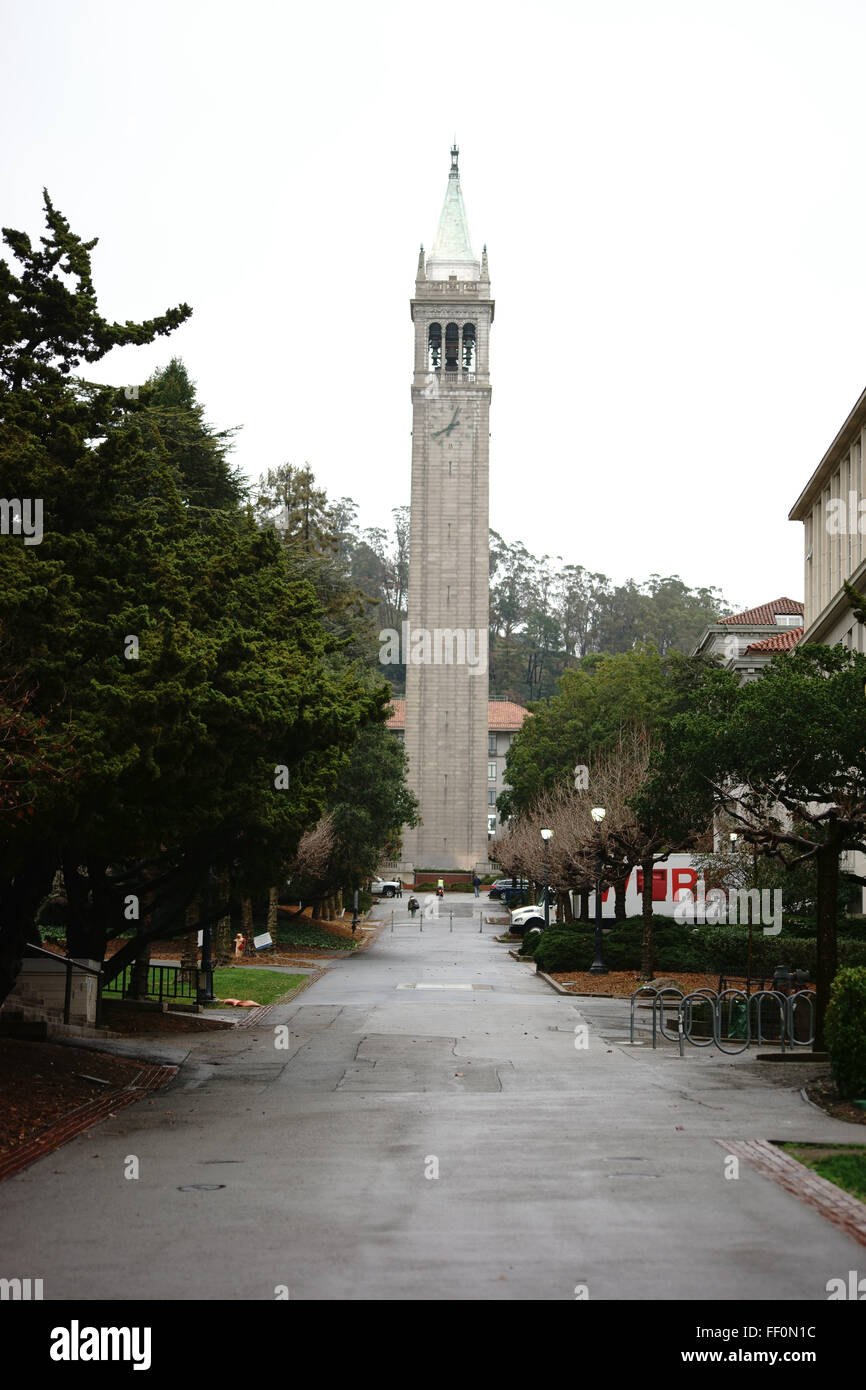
[549,970,774,998]
[0,1039,143,1155]
[804,1077,866,1126]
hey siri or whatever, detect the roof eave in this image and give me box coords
[790,381,866,520]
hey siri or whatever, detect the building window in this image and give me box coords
[428,323,441,370]
[487,815,497,835]
[488,734,496,754]
[488,789,496,806]
[488,762,496,780]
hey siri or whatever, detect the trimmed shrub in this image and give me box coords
[526,915,866,980]
[824,967,866,1099]
[519,928,543,957]
[839,941,866,969]
[534,925,594,973]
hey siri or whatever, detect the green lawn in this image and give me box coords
[782,1144,866,1203]
[207,968,307,1007]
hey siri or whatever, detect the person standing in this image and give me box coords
[472,873,481,898]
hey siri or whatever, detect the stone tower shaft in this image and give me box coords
[402,148,492,871]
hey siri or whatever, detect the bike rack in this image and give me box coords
[677,990,718,1053]
[787,989,814,1047]
[631,983,817,1056]
[711,989,751,1056]
[629,985,686,1045]
[748,989,788,1050]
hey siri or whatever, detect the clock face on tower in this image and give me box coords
[431,406,462,441]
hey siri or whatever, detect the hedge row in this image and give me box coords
[529,917,866,977]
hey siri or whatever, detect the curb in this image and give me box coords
[534,968,618,999]
[800,1086,827,1114]
[0,1062,178,1184]
[717,1137,866,1247]
[505,953,619,1000]
[233,968,324,1028]
[756,1052,830,1063]
[535,970,571,995]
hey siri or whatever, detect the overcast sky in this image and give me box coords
[4,0,866,614]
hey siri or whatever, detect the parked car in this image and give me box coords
[509,902,546,937]
[370,876,402,897]
[487,877,530,900]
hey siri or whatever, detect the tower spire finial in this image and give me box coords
[450,142,459,179]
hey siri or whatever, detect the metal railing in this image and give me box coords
[103,962,199,1004]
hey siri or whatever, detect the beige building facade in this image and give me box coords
[790,384,866,910]
[789,383,866,651]
[400,148,493,871]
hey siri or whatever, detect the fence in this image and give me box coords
[102,962,200,1005]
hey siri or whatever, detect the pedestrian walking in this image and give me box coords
[472,873,481,898]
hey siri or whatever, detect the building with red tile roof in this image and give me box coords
[692,597,804,682]
[744,627,804,655]
[719,598,805,626]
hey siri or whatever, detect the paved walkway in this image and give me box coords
[0,896,862,1300]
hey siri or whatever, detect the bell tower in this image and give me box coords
[401,147,493,871]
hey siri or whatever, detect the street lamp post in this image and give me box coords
[540,828,552,928]
[589,807,608,975]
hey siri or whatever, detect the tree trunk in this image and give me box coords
[267,887,278,937]
[63,857,109,962]
[129,940,152,1000]
[241,896,254,955]
[614,874,628,921]
[814,842,840,1051]
[579,889,590,922]
[180,895,200,971]
[212,873,232,968]
[557,891,573,924]
[639,856,655,981]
